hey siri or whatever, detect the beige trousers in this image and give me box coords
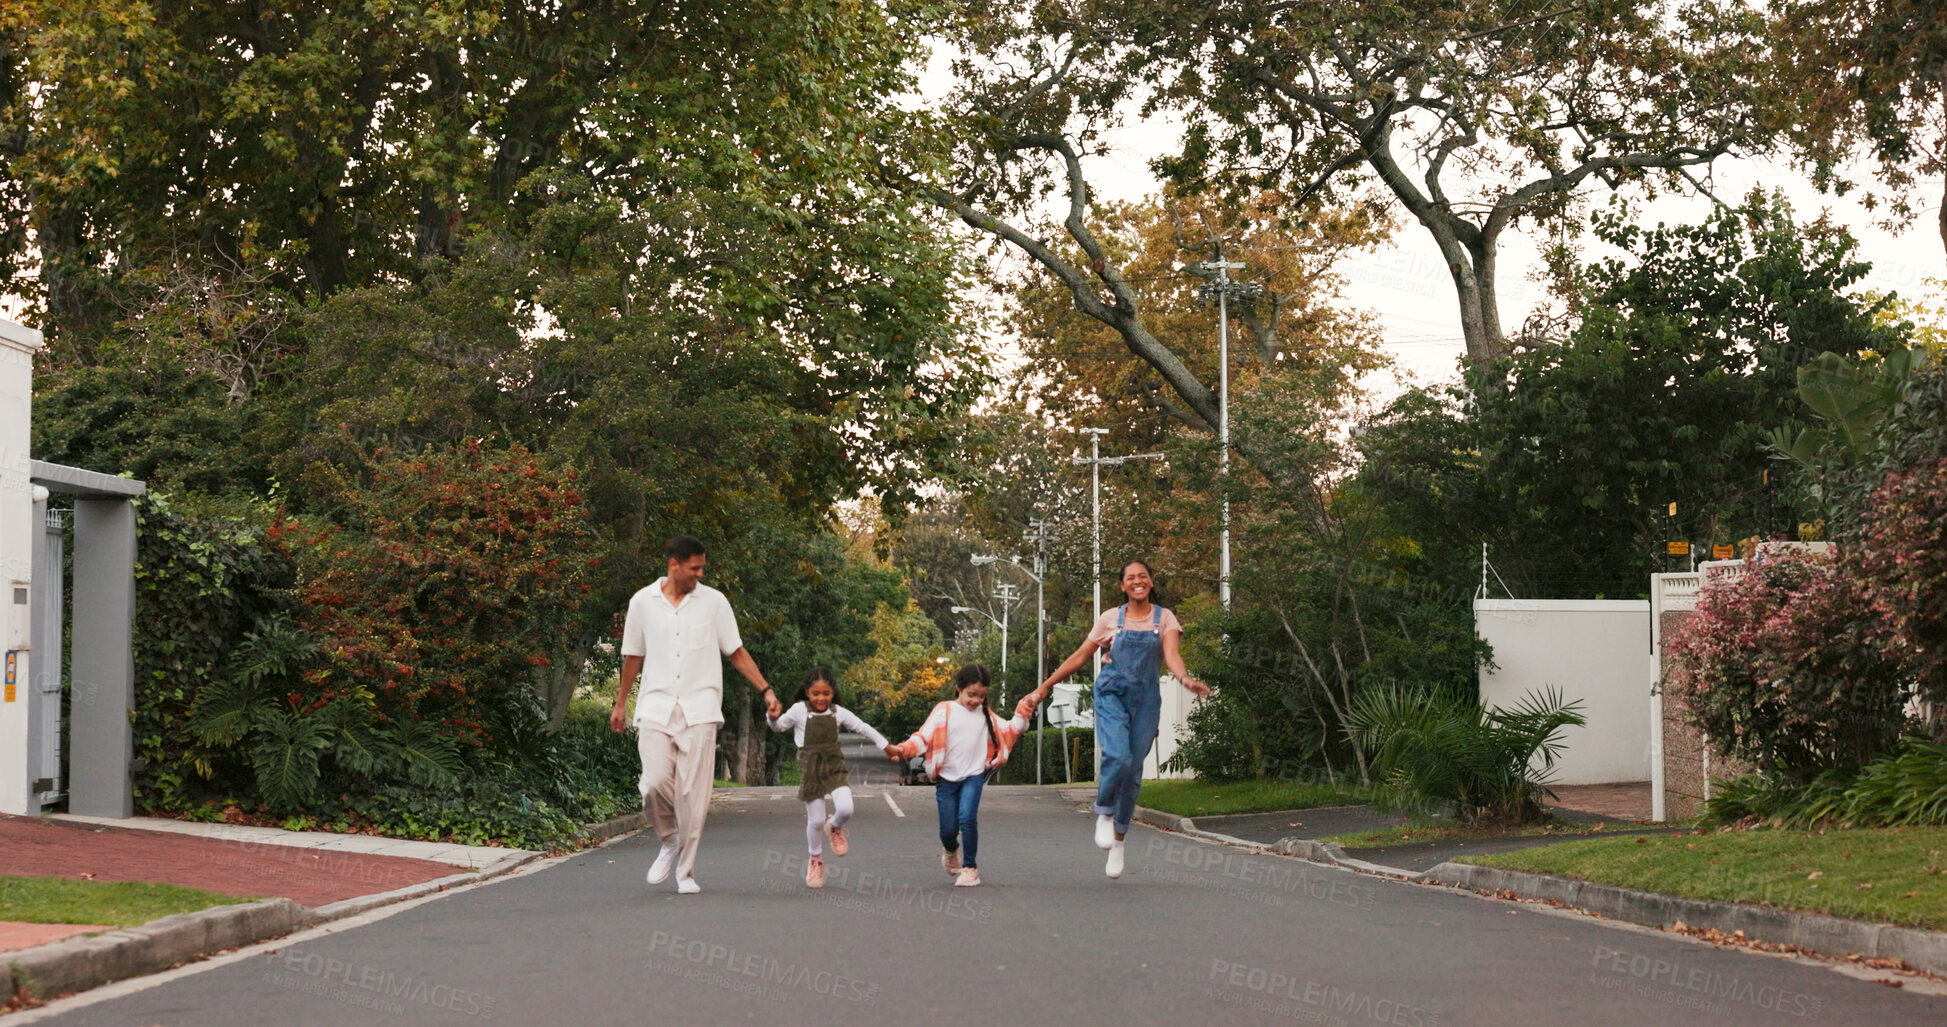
[637,705,719,883]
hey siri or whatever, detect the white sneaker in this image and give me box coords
[646,843,679,885]
[676,876,701,895]
[943,849,962,876]
[1106,842,1125,879]
[1095,814,1116,850]
[954,866,981,887]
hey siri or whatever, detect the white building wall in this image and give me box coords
[1475,599,1652,786]
[0,317,40,814]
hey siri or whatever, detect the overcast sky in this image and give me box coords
[1030,112,1946,389]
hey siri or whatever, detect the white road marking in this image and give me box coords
[883,792,905,818]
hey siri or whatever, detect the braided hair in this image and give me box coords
[951,663,999,753]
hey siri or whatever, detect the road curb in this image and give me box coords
[1,845,547,1006]
[1423,861,1947,977]
[579,812,648,844]
[1131,805,1429,880]
[3,898,316,1004]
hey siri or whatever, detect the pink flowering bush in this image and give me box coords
[1665,549,1908,783]
[1857,457,1947,718]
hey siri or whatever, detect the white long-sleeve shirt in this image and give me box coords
[765,702,890,750]
[893,698,1035,782]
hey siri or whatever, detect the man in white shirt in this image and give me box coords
[609,535,782,893]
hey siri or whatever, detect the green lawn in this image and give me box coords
[1138,778,1368,818]
[1460,827,1947,930]
[0,875,254,927]
[1320,818,1615,848]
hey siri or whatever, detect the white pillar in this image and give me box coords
[0,318,42,815]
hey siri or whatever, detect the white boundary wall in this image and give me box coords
[1475,599,1651,786]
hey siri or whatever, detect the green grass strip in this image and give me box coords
[0,875,254,928]
[1319,819,1621,848]
[1460,827,1947,930]
[1137,778,1368,818]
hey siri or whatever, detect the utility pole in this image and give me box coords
[994,582,1015,706]
[1028,520,1050,783]
[1072,431,1165,675]
[1189,257,1262,612]
[1072,430,1164,779]
[977,529,1053,783]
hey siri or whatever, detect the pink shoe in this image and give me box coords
[806,855,826,889]
[942,849,962,876]
[828,824,850,857]
[954,866,981,887]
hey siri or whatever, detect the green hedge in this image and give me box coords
[130,495,296,812]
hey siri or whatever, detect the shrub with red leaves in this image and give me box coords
[1857,457,1947,715]
[272,439,600,745]
[1665,548,1908,783]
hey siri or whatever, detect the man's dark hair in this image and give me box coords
[666,535,707,561]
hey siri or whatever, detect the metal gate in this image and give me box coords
[27,505,64,810]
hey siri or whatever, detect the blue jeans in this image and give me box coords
[935,774,987,868]
[1093,678,1162,834]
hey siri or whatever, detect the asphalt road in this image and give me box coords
[18,738,1947,1026]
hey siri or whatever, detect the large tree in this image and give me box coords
[912,0,1773,386]
[1768,0,1947,260]
[0,0,945,350]
[7,0,988,787]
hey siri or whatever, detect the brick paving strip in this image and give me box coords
[0,813,557,1006]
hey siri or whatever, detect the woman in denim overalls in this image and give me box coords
[1029,561,1210,878]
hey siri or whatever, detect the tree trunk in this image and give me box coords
[1431,222,1508,367]
[30,197,111,355]
[536,648,584,732]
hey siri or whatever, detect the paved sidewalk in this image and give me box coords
[1194,805,1413,844]
[0,923,108,955]
[0,814,527,909]
[50,814,522,869]
[1548,781,1653,821]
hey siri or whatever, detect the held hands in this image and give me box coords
[763,690,783,719]
[883,745,902,762]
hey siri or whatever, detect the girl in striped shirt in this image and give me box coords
[889,664,1039,887]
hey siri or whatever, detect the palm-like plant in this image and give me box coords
[1347,684,1586,825]
[187,621,462,811]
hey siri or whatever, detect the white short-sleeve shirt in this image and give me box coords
[620,579,744,729]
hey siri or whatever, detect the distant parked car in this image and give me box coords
[900,754,929,786]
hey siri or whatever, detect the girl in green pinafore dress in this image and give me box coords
[766,668,899,888]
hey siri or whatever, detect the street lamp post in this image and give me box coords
[951,583,1014,705]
